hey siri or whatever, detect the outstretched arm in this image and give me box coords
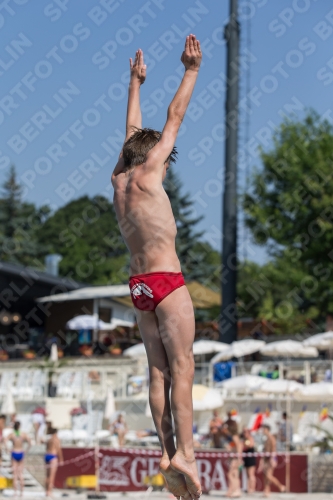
[126,49,146,141]
[112,49,146,182]
[146,34,202,169]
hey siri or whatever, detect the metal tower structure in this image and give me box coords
[220,0,240,344]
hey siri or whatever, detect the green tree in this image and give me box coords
[0,166,49,266]
[37,195,128,284]
[243,113,333,326]
[237,259,320,335]
[37,170,221,288]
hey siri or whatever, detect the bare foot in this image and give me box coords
[160,456,192,499]
[280,485,286,493]
[171,451,202,499]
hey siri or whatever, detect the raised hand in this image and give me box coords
[181,34,202,72]
[129,49,146,85]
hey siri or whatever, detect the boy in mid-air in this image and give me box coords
[112,36,202,499]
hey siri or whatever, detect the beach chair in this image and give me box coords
[31,370,46,398]
[57,429,74,444]
[56,371,74,397]
[15,370,34,399]
[0,371,15,397]
[15,413,33,435]
[297,411,320,447]
[72,414,89,431]
[70,371,86,399]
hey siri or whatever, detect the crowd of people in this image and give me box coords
[0,414,63,498]
[0,406,293,497]
[209,410,287,497]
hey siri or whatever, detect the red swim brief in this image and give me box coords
[129,272,185,311]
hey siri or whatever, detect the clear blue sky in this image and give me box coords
[1,0,333,262]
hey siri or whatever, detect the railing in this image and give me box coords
[0,358,332,401]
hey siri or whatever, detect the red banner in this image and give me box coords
[55,448,308,493]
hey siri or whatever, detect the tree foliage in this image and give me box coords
[0,166,219,311]
[237,259,320,335]
[0,166,49,266]
[243,112,333,327]
[37,195,128,284]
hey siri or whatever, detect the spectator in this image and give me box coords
[209,410,223,448]
[272,365,279,379]
[258,424,285,497]
[45,428,63,498]
[222,419,242,498]
[242,428,256,494]
[277,412,293,451]
[5,422,31,498]
[0,415,5,470]
[110,414,128,447]
[32,409,46,445]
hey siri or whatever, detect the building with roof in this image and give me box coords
[0,261,84,356]
[36,285,136,341]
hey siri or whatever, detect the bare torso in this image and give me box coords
[11,434,25,452]
[264,434,274,454]
[112,165,181,276]
[46,435,60,455]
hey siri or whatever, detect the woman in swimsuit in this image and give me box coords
[258,425,285,497]
[111,414,128,447]
[242,427,256,494]
[44,428,63,498]
[5,421,31,497]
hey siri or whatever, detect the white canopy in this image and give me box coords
[66,315,133,330]
[37,285,130,302]
[193,340,229,356]
[296,382,333,400]
[144,384,223,415]
[217,375,265,392]
[258,379,304,395]
[303,331,333,350]
[66,315,108,330]
[106,318,135,329]
[123,343,146,358]
[260,340,318,358]
[192,384,224,411]
[210,339,265,364]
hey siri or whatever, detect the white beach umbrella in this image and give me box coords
[104,385,116,420]
[145,385,223,415]
[49,343,58,363]
[193,340,229,356]
[123,343,147,358]
[296,382,333,400]
[192,384,223,411]
[66,314,109,330]
[210,339,265,364]
[217,375,265,392]
[1,388,15,415]
[260,340,318,358]
[101,318,135,330]
[257,378,304,395]
[303,331,333,350]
